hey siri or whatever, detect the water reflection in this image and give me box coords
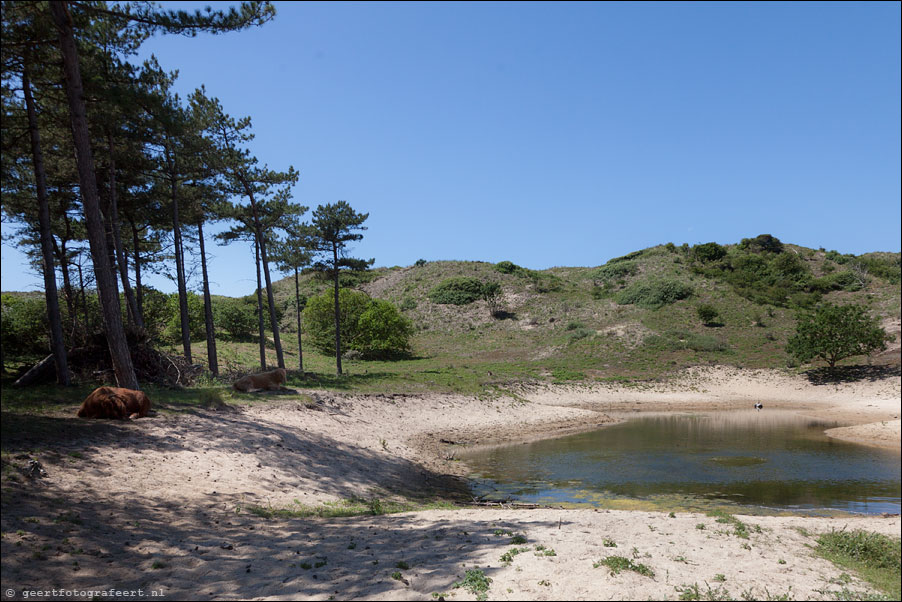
[461,410,901,514]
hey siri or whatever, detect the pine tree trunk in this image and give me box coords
[107,133,143,329]
[76,258,89,338]
[237,177,284,368]
[50,1,138,389]
[295,267,303,373]
[254,236,266,370]
[197,220,218,376]
[23,53,70,386]
[130,219,143,318]
[166,145,192,362]
[332,244,342,375]
[258,231,285,369]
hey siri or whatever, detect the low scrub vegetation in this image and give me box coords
[616,279,693,309]
[304,289,413,359]
[816,529,901,599]
[428,277,485,305]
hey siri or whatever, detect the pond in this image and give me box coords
[461,410,901,515]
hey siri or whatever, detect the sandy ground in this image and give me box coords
[1,366,900,601]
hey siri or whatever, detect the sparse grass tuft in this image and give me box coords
[453,568,492,601]
[594,556,655,578]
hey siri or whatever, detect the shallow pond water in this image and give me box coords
[461,410,901,514]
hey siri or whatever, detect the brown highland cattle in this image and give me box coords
[77,387,151,420]
[233,367,288,392]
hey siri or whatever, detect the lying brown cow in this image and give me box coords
[233,367,287,392]
[77,387,151,420]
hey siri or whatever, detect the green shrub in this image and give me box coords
[139,287,173,341]
[692,242,727,262]
[304,289,412,359]
[164,291,206,342]
[525,270,562,293]
[356,299,414,358]
[428,277,485,305]
[0,293,49,358]
[213,297,258,339]
[692,241,819,307]
[304,289,373,354]
[495,260,523,274]
[825,249,854,264]
[855,255,901,284]
[594,261,638,283]
[811,271,866,293]
[399,297,417,311]
[739,234,784,254]
[696,304,719,325]
[616,279,693,309]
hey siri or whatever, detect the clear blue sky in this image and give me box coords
[2,1,900,297]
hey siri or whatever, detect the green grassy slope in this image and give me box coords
[210,242,901,391]
[3,241,899,393]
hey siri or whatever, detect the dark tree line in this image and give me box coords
[2,1,376,383]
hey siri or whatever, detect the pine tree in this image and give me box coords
[308,202,374,375]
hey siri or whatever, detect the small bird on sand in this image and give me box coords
[754,402,763,411]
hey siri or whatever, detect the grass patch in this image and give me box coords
[594,555,655,578]
[246,497,455,519]
[453,568,492,601]
[816,529,901,599]
[706,510,760,539]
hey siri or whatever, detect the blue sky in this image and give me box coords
[2,1,900,297]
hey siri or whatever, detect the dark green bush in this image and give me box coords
[164,292,206,342]
[811,271,866,293]
[856,255,901,284]
[356,299,414,358]
[739,234,784,254]
[213,297,258,339]
[697,304,719,325]
[304,289,373,354]
[616,279,693,309]
[495,260,522,274]
[304,289,412,359]
[594,261,638,283]
[428,277,486,305]
[825,250,853,264]
[524,270,562,293]
[1,293,49,358]
[692,242,727,262]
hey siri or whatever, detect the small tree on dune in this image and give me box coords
[308,201,374,375]
[786,303,892,370]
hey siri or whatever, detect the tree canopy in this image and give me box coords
[786,303,893,369]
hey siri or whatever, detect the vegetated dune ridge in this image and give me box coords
[1,366,900,601]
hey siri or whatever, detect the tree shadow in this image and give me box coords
[491,311,518,321]
[803,364,901,385]
[1,481,563,600]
